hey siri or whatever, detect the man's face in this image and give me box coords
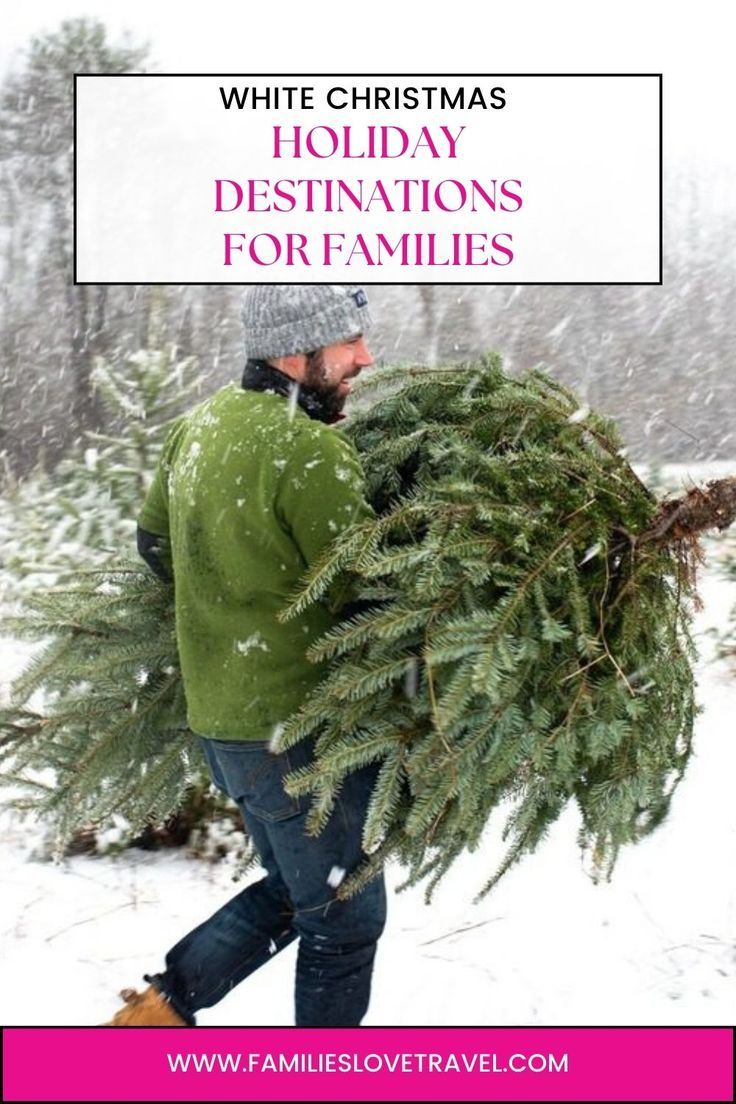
[303,334,373,412]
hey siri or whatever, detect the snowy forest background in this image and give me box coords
[1,17,735,1027]
[1,20,736,484]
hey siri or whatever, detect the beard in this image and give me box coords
[301,349,347,422]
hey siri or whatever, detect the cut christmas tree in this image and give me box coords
[274,354,718,899]
[4,354,735,897]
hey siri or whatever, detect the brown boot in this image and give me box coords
[103,985,188,1026]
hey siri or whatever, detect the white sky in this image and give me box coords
[2,0,734,175]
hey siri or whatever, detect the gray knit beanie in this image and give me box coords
[242,284,372,359]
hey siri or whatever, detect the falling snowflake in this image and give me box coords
[269,723,285,752]
[579,543,602,566]
[327,866,346,888]
[404,659,420,698]
[234,633,270,655]
[567,405,590,424]
[288,382,301,422]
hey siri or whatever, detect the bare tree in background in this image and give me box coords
[0,23,734,480]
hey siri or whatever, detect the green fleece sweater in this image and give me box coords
[138,382,374,741]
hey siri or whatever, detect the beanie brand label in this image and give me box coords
[352,290,368,308]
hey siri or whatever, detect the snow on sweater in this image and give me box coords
[138,382,373,741]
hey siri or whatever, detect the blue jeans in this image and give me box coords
[146,736,387,1027]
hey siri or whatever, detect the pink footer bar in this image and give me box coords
[2,1026,733,1101]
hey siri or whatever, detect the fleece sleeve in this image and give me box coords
[276,427,375,613]
[136,417,185,575]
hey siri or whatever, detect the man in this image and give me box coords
[106,285,386,1027]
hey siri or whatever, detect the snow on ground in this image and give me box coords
[1,491,735,1027]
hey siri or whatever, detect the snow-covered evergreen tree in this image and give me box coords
[0,326,212,861]
[2,326,200,591]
